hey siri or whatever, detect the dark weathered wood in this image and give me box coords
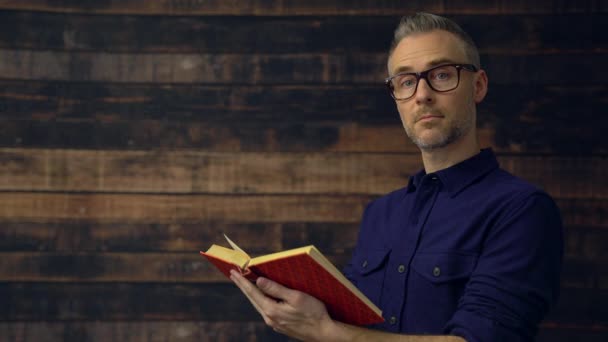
[0,149,605,198]
[0,283,259,321]
[558,199,608,227]
[0,321,284,342]
[0,12,602,53]
[1,79,605,153]
[2,220,603,255]
[0,251,353,282]
[0,283,605,323]
[1,119,419,152]
[0,0,600,15]
[0,321,605,342]
[0,149,421,195]
[564,226,608,260]
[0,149,600,196]
[0,193,603,227]
[0,81,397,122]
[0,193,373,223]
[0,252,597,288]
[0,221,357,253]
[537,323,608,342]
[0,252,222,282]
[0,49,604,85]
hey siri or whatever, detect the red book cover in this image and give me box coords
[200,244,384,326]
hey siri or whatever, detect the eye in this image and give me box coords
[401,78,416,87]
[430,66,455,81]
[435,72,449,80]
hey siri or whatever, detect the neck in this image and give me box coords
[419,130,480,174]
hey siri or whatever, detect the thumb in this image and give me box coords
[256,277,296,301]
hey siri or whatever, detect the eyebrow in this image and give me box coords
[391,58,459,75]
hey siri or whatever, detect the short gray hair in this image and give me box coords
[388,12,480,69]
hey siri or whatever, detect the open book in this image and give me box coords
[200,235,384,326]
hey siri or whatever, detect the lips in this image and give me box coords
[416,113,444,123]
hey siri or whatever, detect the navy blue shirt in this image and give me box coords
[344,149,563,342]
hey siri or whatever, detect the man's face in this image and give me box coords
[387,30,487,150]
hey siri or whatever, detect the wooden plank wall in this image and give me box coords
[0,1,606,341]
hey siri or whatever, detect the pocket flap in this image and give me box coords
[354,249,391,275]
[411,252,477,283]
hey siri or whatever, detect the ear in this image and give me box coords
[473,69,488,103]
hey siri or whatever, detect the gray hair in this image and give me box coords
[388,12,481,69]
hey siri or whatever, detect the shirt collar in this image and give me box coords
[407,148,499,197]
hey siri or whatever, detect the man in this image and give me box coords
[231,12,563,342]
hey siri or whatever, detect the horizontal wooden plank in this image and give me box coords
[1,283,606,324]
[0,321,283,342]
[1,80,600,124]
[0,0,601,15]
[0,193,604,226]
[1,220,602,255]
[1,119,421,152]
[0,149,605,198]
[5,115,604,155]
[0,149,419,195]
[537,323,608,342]
[0,12,603,53]
[0,193,372,223]
[0,253,599,287]
[0,252,353,283]
[0,79,605,154]
[0,81,396,121]
[0,282,259,321]
[0,321,605,342]
[0,221,357,253]
[0,49,604,85]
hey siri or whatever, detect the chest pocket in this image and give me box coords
[411,252,477,284]
[352,249,391,306]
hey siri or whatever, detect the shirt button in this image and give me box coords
[362,260,368,268]
[397,264,406,273]
[433,266,441,277]
[389,316,397,325]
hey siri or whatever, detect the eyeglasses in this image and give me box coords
[385,64,478,101]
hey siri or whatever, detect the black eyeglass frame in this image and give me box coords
[384,63,478,101]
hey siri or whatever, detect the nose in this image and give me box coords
[414,78,435,104]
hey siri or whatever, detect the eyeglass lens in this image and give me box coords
[391,65,460,99]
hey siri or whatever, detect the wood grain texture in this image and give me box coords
[0,149,605,197]
[3,221,604,255]
[0,193,603,226]
[1,283,606,324]
[0,49,604,85]
[0,0,601,15]
[0,282,258,321]
[0,221,357,253]
[0,321,283,342]
[0,193,372,223]
[1,79,605,154]
[0,2,603,339]
[0,12,602,53]
[0,321,605,342]
[0,253,599,288]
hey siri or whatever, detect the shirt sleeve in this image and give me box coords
[444,192,564,342]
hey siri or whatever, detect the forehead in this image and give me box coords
[388,30,468,74]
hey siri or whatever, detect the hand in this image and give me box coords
[230,269,336,341]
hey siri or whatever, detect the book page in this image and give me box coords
[205,244,250,269]
[224,234,250,259]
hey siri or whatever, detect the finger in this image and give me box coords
[256,276,299,303]
[229,270,271,315]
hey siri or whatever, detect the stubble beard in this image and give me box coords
[404,107,475,151]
